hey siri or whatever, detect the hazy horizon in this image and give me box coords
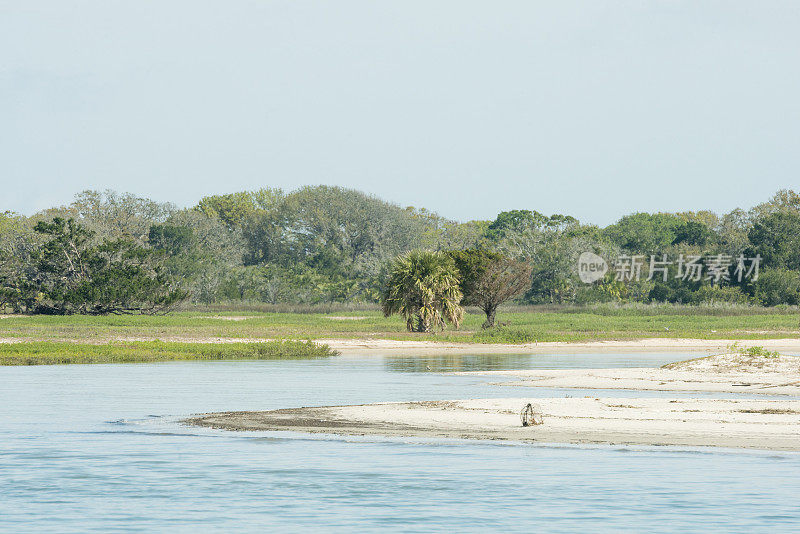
[4,2,799,225]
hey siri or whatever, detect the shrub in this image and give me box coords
[689,285,750,305]
[749,269,800,306]
[0,340,337,365]
[472,326,538,344]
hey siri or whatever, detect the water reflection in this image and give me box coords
[384,354,542,373]
[383,352,688,373]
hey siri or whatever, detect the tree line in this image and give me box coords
[1,186,799,314]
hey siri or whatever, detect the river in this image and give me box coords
[2,352,799,532]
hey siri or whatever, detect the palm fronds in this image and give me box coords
[382,250,464,332]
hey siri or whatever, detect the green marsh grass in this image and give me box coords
[0,305,797,345]
[0,340,337,366]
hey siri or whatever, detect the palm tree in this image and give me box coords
[382,250,464,332]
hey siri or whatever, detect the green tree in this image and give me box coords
[382,250,464,332]
[0,212,39,312]
[747,211,800,271]
[487,210,548,240]
[285,186,426,270]
[750,189,800,218]
[495,219,618,305]
[605,212,684,254]
[148,223,206,296]
[70,189,175,242]
[32,218,187,314]
[717,208,751,256]
[673,220,713,247]
[748,269,800,306]
[196,189,284,229]
[162,209,247,303]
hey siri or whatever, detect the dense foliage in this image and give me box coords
[2,187,800,314]
[382,250,464,332]
[1,216,186,314]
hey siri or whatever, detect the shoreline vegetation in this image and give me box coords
[2,306,800,363]
[0,340,336,366]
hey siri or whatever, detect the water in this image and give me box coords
[2,352,799,532]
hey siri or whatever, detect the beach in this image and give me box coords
[186,352,800,451]
[187,397,800,451]
[455,352,800,396]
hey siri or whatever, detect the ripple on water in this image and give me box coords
[1,353,799,531]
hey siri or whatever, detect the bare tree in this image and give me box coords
[450,249,532,328]
[470,258,532,328]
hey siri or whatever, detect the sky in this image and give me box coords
[2,1,799,226]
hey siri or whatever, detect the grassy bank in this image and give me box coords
[0,340,337,366]
[0,306,798,345]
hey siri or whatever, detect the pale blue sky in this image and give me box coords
[2,1,799,225]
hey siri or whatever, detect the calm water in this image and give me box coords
[2,352,799,532]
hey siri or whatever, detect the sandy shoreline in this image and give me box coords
[454,364,800,396]
[185,353,800,451]
[461,368,800,396]
[186,397,800,451]
[458,353,800,396]
[4,336,800,355]
[322,338,800,355]
[482,369,800,396]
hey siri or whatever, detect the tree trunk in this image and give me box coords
[482,306,497,329]
[416,315,431,333]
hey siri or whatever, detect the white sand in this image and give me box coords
[187,397,800,451]
[186,352,800,450]
[457,353,800,396]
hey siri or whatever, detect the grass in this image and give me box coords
[0,304,798,345]
[471,326,539,344]
[0,340,337,366]
[733,344,781,358]
[661,343,791,369]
